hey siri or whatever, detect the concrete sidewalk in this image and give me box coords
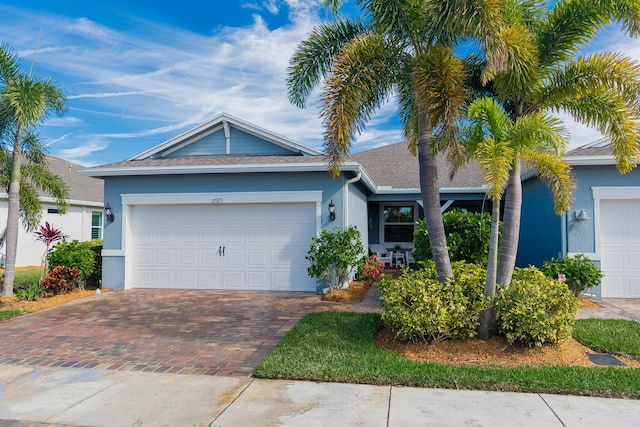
[1,363,639,427]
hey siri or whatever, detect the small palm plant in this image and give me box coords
[34,222,66,274]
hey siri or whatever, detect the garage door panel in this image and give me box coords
[630,278,640,297]
[200,250,220,265]
[131,203,316,291]
[224,271,244,289]
[247,249,267,266]
[178,250,197,265]
[155,249,173,264]
[600,199,640,298]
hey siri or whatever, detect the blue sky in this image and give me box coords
[1,1,638,166]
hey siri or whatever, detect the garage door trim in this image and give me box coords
[120,191,322,290]
[593,186,640,298]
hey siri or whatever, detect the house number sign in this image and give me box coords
[211,197,224,204]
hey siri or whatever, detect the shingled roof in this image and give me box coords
[348,142,485,189]
[82,142,487,192]
[44,156,104,204]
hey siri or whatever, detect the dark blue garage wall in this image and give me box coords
[518,178,562,267]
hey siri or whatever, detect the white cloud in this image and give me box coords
[56,141,111,163]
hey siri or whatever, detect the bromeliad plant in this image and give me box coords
[306,226,364,291]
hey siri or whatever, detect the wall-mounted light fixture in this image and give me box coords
[575,209,589,221]
[328,200,336,222]
[104,204,115,223]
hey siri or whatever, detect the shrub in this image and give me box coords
[41,266,82,295]
[306,226,364,291]
[16,282,45,301]
[379,261,488,343]
[48,240,96,281]
[87,239,103,286]
[495,266,577,347]
[413,210,495,265]
[542,254,604,297]
[359,255,385,283]
[12,269,43,293]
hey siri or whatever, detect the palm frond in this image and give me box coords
[396,71,419,152]
[364,0,425,44]
[477,137,514,201]
[508,111,568,154]
[21,161,70,212]
[425,0,504,44]
[522,148,575,214]
[486,23,539,98]
[413,45,467,150]
[536,0,640,69]
[321,32,404,176]
[536,53,640,114]
[287,19,367,108]
[17,181,42,232]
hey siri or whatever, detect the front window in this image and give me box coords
[91,211,103,239]
[382,204,416,244]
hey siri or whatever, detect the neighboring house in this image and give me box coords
[0,156,104,267]
[81,113,489,293]
[519,138,640,299]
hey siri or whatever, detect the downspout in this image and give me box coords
[343,170,362,228]
[561,212,568,257]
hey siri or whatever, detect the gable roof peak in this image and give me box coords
[130,112,323,160]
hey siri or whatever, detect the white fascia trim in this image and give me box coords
[0,193,103,208]
[376,187,486,195]
[592,186,640,200]
[564,155,618,166]
[79,162,332,176]
[121,190,323,206]
[129,113,323,160]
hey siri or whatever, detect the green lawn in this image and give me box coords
[0,309,29,321]
[574,318,640,358]
[254,312,640,399]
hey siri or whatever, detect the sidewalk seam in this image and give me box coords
[210,378,255,425]
[538,393,566,427]
[386,386,392,427]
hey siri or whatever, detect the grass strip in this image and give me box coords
[574,318,640,358]
[254,312,640,399]
[0,309,30,321]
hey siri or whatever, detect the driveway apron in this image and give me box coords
[0,289,358,377]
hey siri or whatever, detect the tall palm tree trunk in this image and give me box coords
[417,114,453,282]
[478,197,501,339]
[2,135,21,296]
[497,157,522,286]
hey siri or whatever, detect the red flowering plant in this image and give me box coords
[362,255,385,283]
[41,266,82,295]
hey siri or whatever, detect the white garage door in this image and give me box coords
[600,199,640,298]
[131,203,317,291]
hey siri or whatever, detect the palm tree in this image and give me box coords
[0,44,67,296]
[461,96,574,338]
[287,0,506,282]
[486,0,640,286]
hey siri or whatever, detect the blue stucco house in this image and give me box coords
[81,113,488,293]
[519,139,640,299]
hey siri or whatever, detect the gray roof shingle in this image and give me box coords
[44,156,104,203]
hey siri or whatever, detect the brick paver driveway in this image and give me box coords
[0,289,360,376]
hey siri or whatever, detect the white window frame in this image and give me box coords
[379,202,418,247]
[91,210,103,240]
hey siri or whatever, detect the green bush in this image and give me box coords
[12,269,43,292]
[16,282,45,301]
[495,266,577,347]
[48,240,96,280]
[542,254,604,297]
[306,226,364,290]
[87,239,103,285]
[413,210,495,265]
[379,261,488,343]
